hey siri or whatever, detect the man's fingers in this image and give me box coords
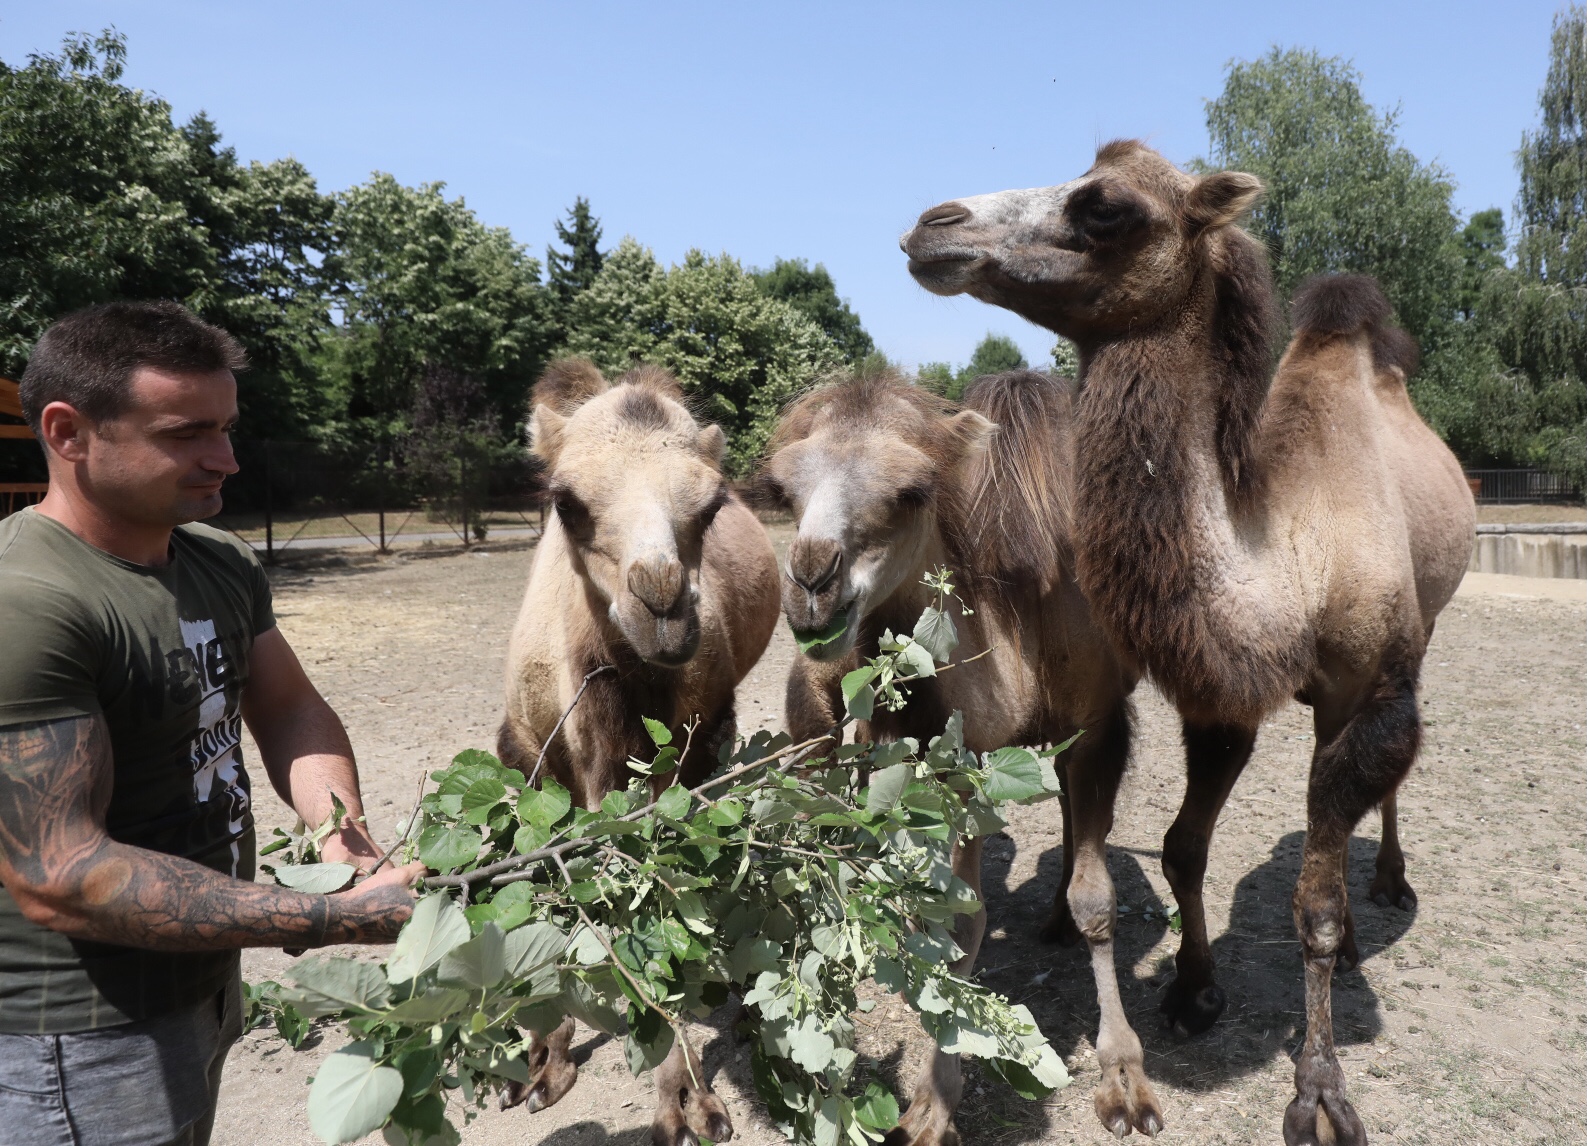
[358,859,428,894]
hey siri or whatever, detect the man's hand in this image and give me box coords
[320,819,384,874]
[318,860,427,942]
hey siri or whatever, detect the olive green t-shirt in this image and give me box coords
[0,508,274,1033]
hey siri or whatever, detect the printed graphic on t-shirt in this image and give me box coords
[179,618,251,876]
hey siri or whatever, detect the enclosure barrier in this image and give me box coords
[1464,468,1583,505]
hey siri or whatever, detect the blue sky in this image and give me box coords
[0,2,1567,369]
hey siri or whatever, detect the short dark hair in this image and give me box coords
[19,301,248,431]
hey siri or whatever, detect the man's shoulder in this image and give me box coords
[174,521,265,575]
[0,511,88,598]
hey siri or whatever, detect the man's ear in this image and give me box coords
[1185,171,1263,233]
[530,405,567,466]
[697,423,726,469]
[37,401,92,464]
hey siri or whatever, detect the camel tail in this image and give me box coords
[1291,274,1420,380]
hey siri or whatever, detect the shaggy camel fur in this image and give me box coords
[902,140,1474,1145]
[498,358,780,1146]
[762,369,1163,1141]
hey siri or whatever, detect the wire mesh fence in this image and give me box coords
[1464,468,1584,506]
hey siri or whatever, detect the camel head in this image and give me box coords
[901,139,1263,346]
[760,370,993,661]
[530,359,728,668]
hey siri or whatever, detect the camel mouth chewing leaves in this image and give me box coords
[791,601,856,657]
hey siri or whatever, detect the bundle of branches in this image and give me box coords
[249,581,1072,1146]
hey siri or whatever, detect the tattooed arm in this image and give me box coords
[0,714,424,951]
[244,626,382,872]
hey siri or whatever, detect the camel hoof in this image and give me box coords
[1283,1090,1367,1146]
[1094,1058,1165,1140]
[1160,979,1225,1037]
[1038,906,1084,947]
[1369,871,1417,913]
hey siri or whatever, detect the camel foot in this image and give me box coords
[1093,1058,1165,1138]
[651,1074,733,1146]
[1159,977,1225,1037]
[1369,869,1417,913]
[501,1019,579,1113]
[1283,1054,1366,1146]
[1038,903,1084,947]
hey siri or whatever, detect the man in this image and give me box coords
[0,301,425,1145]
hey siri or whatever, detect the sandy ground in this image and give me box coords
[217,530,1584,1146]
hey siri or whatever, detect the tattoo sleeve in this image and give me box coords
[0,715,411,951]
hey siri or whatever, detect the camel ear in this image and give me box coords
[948,409,997,462]
[1186,171,1263,233]
[530,405,567,466]
[696,423,726,469]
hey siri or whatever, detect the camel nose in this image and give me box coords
[917,202,969,228]
[627,556,686,617]
[787,537,842,594]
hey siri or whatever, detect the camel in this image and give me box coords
[497,358,781,1146]
[762,367,1164,1141]
[901,140,1474,1145]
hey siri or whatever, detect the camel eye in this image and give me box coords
[896,484,931,509]
[698,488,729,530]
[552,490,590,532]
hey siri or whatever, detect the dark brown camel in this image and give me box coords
[901,141,1474,1145]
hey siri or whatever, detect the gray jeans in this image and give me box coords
[0,975,242,1146]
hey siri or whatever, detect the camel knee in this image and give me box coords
[1066,857,1116,942]
[1293,868,1349,959]
[1161,820,1209,893]
[497,719,537,776]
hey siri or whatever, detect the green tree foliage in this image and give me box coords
[1458,208,1507,319]
[750,258,875,363]
[1203,48,1463,344]
[323,174,554,442]
[562,239,840,474]
[918,333,1029,400]
[0,31,337,440]
[546,196,605,315]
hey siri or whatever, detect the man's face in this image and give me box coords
[73,367,240,527]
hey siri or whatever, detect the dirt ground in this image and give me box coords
[217,525,1585,1146]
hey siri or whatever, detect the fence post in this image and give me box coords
[377,435,387,553]
[263,441,274,564]
[459,436,470,549]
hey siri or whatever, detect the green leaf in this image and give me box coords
[855,1082,899,1130]
[381,988,470,1023]
[460,777,506,825]
[729,936,782,982]
[794,611,849,653]
[865,763,910,814]
[655,784,692,820]
[451,748,500,770]
[980,746,1046,802]
[512,822,552,855]
[307,1043,404,1144]
[624,1020,676,1075]
[706,798,744,827]
[437,922,505,989]
[643,717,673,747]
[895,638,937,679]
[504,921,567,977]
[485,881,538,931]
[281,956,391,1017]
[788,1016,836,1072]
[417,824,480,873]
[841,666,877,721]
[522,779,573,828]
[386,894,471,983]
[912,605,959,662]
[272,862,357,894]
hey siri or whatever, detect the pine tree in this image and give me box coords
[546,197,605,306]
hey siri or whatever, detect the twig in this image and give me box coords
[528,665,615,787]
[932,646,996,675]
[554,853,679,1027]
[368,771,428,876]
[424,729,839,889]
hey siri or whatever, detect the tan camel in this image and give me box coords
[497,358,781,1146]
[762,367,1163,1141]
[902,140,1474,1145]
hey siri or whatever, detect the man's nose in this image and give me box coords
[208,435,240,476]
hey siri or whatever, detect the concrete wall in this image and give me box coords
[1469,532,1587,579]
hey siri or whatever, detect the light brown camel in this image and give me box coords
[762,367,1163,1141]
[901,140,1474,1145]
[497,358,781,1146]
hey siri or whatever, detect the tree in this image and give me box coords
[546,196,605,315]
[1458,208,1507,320]
[563,240,840,474]
[750,258,875,363]
[323,174,555,443]
[1202,49,1463,344]
[918,334,1028,401]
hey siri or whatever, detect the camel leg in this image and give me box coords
[501,1016,579,1112]
[785,653,848,742]
[1038,777,1084,946]
[1064,706,1164,1138]
[1285,663,1421,1146]
[885,833,985,1146]
[1368,789,1417,911]
[651,1034,733,1146]
[1159,721,1255,1036]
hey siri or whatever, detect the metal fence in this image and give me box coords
[209,438,545,561]
[1464,468,1584,506]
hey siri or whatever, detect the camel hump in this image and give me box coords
[613,363,686,400]
[533,357,609,414]
[1291,274,1421,382]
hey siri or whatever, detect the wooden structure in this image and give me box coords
[0,378,47,516]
